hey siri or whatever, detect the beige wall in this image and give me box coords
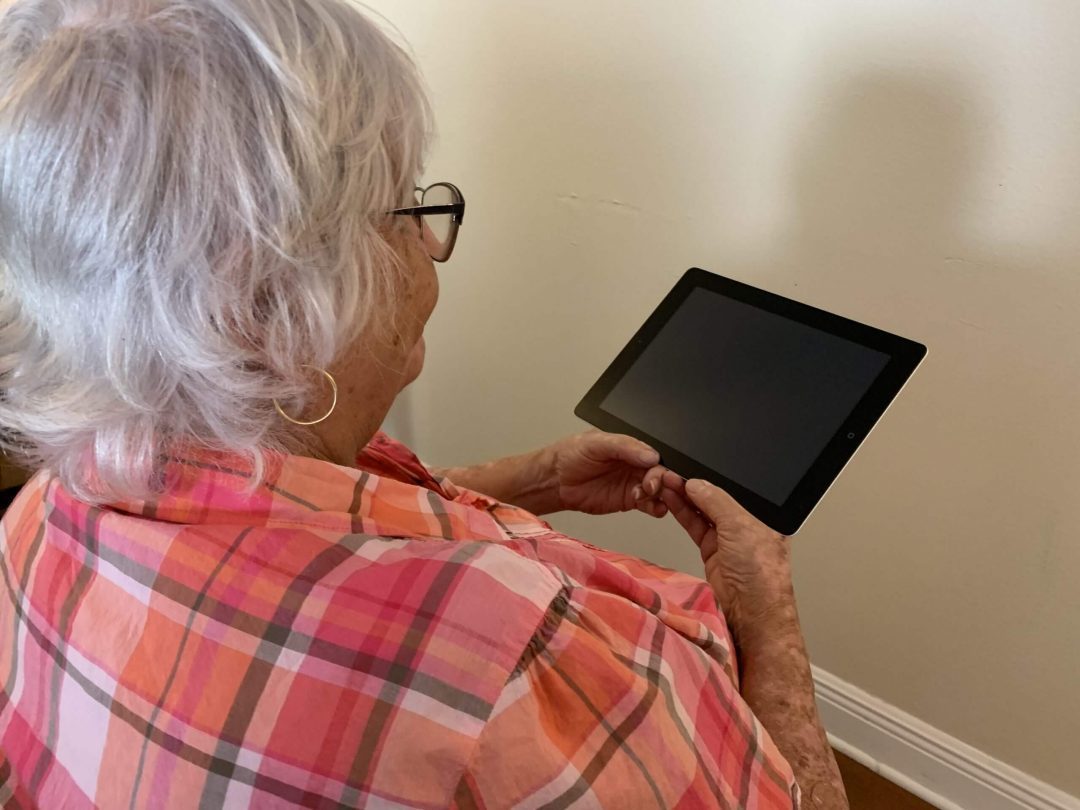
[370,0,1080,796]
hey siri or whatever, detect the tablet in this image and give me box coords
[575,268,926,534]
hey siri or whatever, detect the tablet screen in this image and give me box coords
[599,286,891,504]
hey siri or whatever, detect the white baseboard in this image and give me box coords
[812,666,1080,810]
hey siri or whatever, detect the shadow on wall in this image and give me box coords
[738,72,988,509]
[787,72,981,275]
[722,67,1080,786]
[736,69,1078,535]
[717,69,993,313]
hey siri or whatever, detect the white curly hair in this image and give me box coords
[0,0,432,500]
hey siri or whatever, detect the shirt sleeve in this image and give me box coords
[451,587,800,809]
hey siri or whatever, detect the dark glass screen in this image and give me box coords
[600,287,891,504]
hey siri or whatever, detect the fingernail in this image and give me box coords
[686,479,705,494]
[646,479,658,495]
[632,485,643,500]
[639,450,658,465]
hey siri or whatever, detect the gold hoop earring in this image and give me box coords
[273,366,338,426]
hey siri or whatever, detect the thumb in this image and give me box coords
[684,479,752,528]
[597,433,660,467]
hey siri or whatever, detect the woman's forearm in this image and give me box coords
[733,596,848,808]
[433,446,560,515]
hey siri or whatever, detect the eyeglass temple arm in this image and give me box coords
[388,203,465,221]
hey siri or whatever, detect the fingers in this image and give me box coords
[661,468,686,491]
[635,497,669,518]
[660,487,710,543]
[630,485,668,516]
[627,465,670,518]
[683,478,761,532]
[641,465,666,497]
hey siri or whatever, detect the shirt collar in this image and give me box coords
[103,432,509,543]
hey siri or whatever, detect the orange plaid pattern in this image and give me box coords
[0,433,797,808]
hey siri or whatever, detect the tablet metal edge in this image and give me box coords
[783,347,928,535]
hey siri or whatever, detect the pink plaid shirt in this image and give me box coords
[0,433,798,808]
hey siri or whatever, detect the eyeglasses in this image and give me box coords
[389,181,465,262]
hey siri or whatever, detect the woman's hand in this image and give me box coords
[661,477,849,807]
[659,476,794,636]
[549,430,671,517]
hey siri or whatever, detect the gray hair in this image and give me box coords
[0,0,431,500]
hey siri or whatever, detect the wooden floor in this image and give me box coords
[836,752,938,810]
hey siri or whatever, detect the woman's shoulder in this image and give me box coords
[0,468,572,809]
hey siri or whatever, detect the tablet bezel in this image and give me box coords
[574,268,927,535]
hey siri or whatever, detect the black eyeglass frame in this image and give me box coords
[389,181,465,262]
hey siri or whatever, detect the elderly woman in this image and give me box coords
[0,0,847,807]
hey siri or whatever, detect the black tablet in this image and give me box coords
[575,268,926,534]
